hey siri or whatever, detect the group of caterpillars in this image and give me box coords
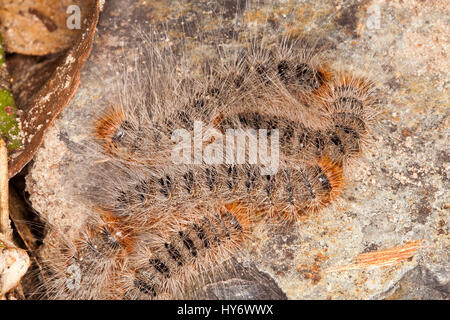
[35,35,378,299]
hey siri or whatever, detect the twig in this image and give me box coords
[0,138,12,240]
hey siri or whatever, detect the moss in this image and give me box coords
[0,90,21,150]
[0,36,22,151]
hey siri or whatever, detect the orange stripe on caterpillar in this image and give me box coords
[315,156,344,206]
[93,209,136,254]
[94,107,128,155]
[310,65,333,95]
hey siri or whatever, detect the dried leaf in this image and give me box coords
[7,0,100,178]
[0,237,30,297]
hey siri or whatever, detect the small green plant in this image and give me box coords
[0,35,22,151]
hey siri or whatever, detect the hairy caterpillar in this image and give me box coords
[33,34,378,300]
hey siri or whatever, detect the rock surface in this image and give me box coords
[26,0,449,299]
